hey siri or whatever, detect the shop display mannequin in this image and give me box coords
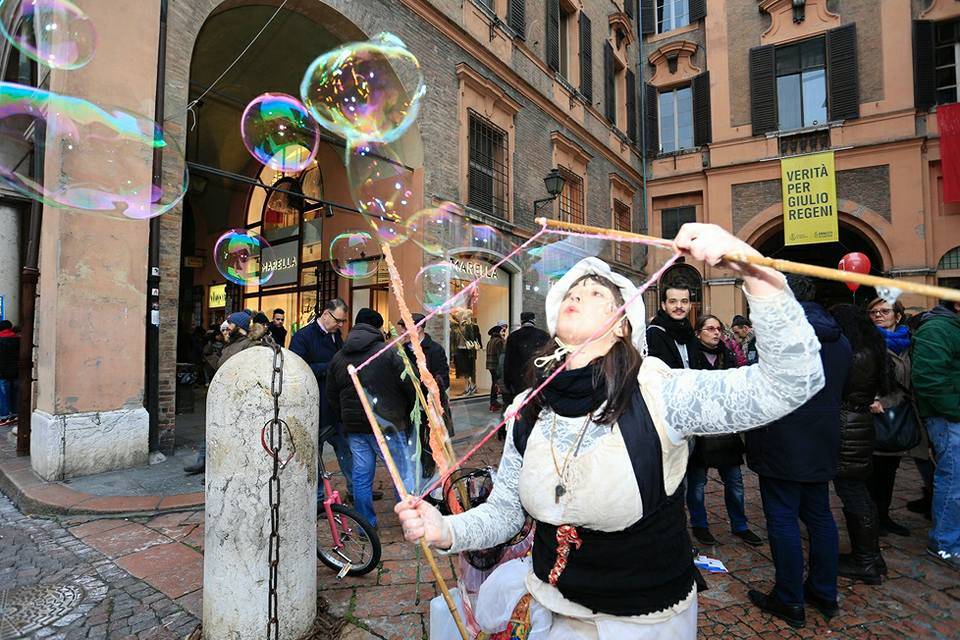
[451,308,482,396]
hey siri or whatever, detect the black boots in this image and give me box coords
[907,486,933,521]
[838,509,884,585]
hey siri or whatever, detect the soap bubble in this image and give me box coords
[346,139,419,245]
[330,231,380,280]
[406,202,469,257]
[241,93,319,173]
[523,234,605,295]
[300,32,425,144]
[415,262,473,313]
[214,229,272,286]
[0,82,187,219]
[0,0,97,70]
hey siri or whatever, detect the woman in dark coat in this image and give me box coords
[686,315,764,547]
[486,323,507,411]
[829,304,887,583]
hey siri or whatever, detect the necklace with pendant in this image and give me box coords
[549,412,593,503]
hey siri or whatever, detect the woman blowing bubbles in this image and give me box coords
[396,224,826,639]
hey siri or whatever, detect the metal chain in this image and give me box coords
[265,341,284,640]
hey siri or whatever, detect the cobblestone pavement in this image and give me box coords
[3,432,959,639]
[0,494,198,639]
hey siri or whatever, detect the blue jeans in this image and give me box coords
[686,464,749,532]
[758,476,838,607]
[319,426,354,499]
[0,379,10,418]
[348,431,416,528]
[926,417,960,555]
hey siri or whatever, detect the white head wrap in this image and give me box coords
[544,257,648,357]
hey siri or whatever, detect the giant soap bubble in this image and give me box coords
[241,92,319,173]
[0,0,97,70]
[300,32,425,145]
[0,82,187,219]
[346,139,422,246]
[214,229,272,286]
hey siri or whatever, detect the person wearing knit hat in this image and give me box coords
[354,307,384,329]
[731,314,758,365]
[396,223,830,636]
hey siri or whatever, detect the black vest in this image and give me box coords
[513,387,696,616]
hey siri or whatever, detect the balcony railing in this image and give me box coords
[778,128,831,157]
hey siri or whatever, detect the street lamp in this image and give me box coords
[533,168,566,218]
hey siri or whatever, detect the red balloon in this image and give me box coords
[838,252,871,293]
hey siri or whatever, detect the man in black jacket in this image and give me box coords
[0,321,19,426]
[646,283,699,369]
[501,312,550,405]
[746,276,851,628]
[327,308,417,527]
[399,313,453,477]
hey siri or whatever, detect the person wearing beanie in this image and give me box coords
[354,307,384,329]
[396,224,827,636]
[731,315,758,365]
[501,312,550,408]
[485,322,508,412]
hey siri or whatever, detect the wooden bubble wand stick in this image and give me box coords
[537,218,960,303]
[346,365,469,640]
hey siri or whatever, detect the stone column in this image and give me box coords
[203,346,318,640]
[0,205,20,324]
[29,0,161,480]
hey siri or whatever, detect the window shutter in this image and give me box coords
[626,69,637,141]
[579,13,593,101]
[604,41,616,124]
[689,0,707,22]
[827,23,860,121]
[640,0,655,36]
[645,83,659,154]
[546,0,560,71]
[692,71,712,146]
[914,21,936,110]
[508,0,525,38]
[625,0,634,20]
[749,44,777,136]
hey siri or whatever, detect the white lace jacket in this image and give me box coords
[443,285,825,553]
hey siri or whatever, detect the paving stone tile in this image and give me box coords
[363,613,424,640]
[174,589,203,618]
[81,523,172,559]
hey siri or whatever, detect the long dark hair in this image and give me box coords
[829,303,890,392]
[522,274,642,426]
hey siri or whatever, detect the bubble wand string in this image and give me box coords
[413,251,683,504]
[537,218,960,303]
[346,365,469,640]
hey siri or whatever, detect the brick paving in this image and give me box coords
[2,431,958,639]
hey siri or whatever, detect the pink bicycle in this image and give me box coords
[316,441,381,577]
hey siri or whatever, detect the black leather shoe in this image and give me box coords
[879,517,910,537]
[734,529,764,547]
[692,527,717,545]
[183,459,205,475]
[803,584,839,619]
[748,589,805,628]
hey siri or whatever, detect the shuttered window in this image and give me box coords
[659,86,693,153]
[558,168,585,225]
[625,1,633,20]
[640,0,655,36]
[692,71,711,146]
[776,37,827,130]
[914,21,936,109]
[579,13,593,100]
[614,199,632,264]
[626,69,637,142]
[604,41,616,124]
[826,23,859,121]
[508,0,525,38]
[688,0,706,23]
[467,111,509,219]
[645,83,659,154]
[656,0,689,34]
[546,0,560,71]
[934,19,960,105]
[661,206,695,240]
[749,44,777,135]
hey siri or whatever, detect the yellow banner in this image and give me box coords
[781,151,838,246]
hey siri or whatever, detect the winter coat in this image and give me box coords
[689,343,745,468]
[502,323,551,395]
[746,302,851,483]
[874,343,926,458]
[912,304,960,422]
[645,311,699,370]
[486,335,505,372]
[404,333,451,398]
[0,329,19,380]
[289,320,344,429]
[837,347,883,479]
[268,323,287,348]
[326,324,416,436]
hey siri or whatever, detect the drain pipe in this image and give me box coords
[145,0,169,453]
[636,1,650,270]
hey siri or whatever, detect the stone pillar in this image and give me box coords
[29,0,161,480]
[203,346,318,640]
[0,206,20,324]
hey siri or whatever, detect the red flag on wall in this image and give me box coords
[939,102,960,202]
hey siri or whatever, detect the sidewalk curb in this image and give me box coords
[0,452,204,517]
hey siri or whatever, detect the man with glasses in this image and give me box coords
[291,298,355,502]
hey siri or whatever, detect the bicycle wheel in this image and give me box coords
[317,503,381,576]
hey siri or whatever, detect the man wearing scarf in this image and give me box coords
[646,283,699,369]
